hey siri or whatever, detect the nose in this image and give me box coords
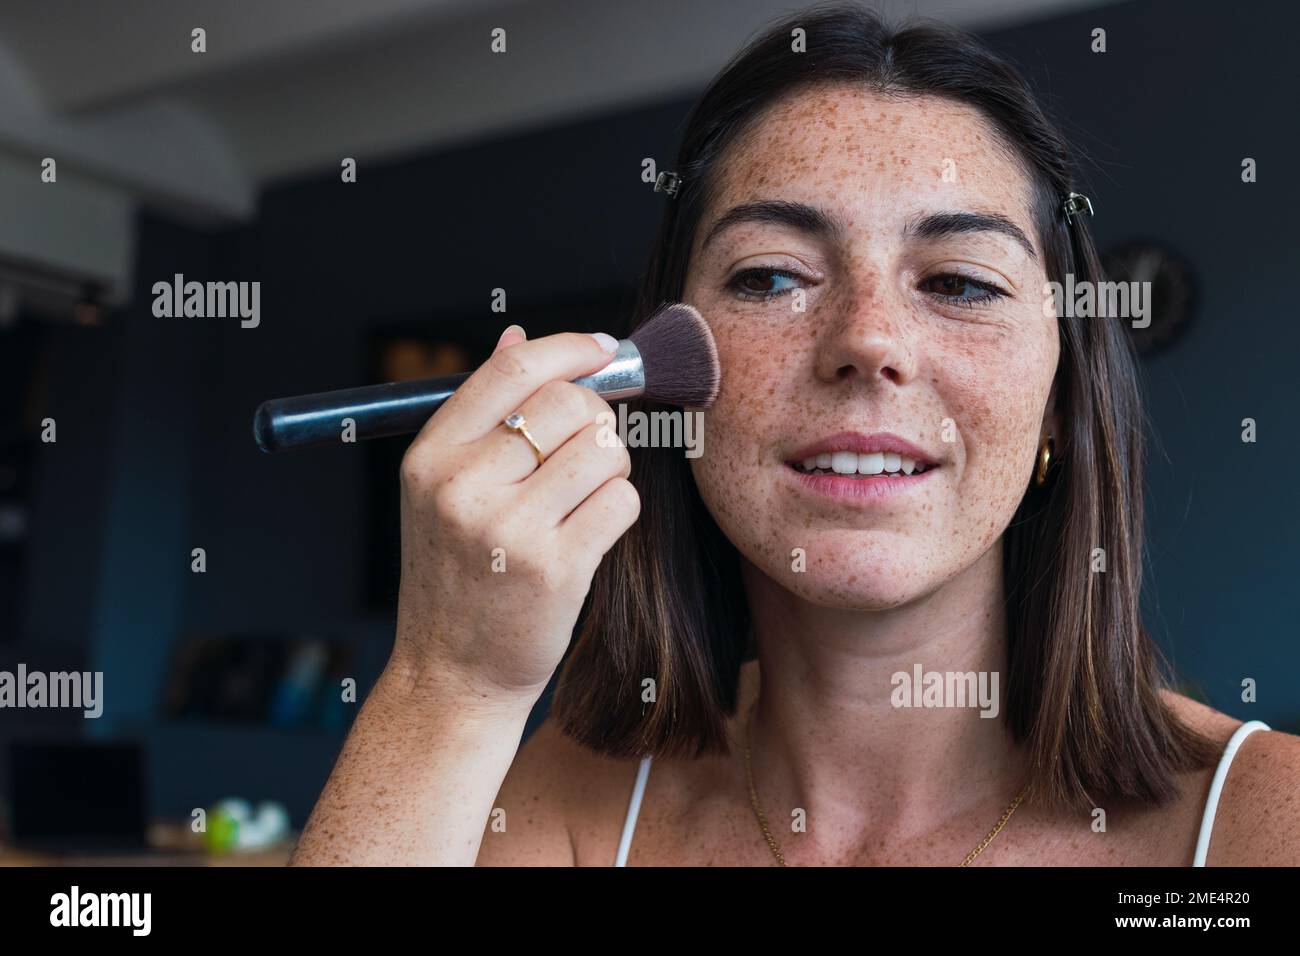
[812,277,918,387]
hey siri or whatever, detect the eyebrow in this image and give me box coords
[904,210,1038,262]
[700,200,1037,262]
[700,200,843,250]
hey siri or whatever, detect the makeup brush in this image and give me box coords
[253,302,719,453]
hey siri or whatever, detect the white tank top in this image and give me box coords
[613,719,1271,866]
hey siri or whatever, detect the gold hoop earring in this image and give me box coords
[1035,433,1054,487]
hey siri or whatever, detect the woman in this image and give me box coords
[291,5,1299,866]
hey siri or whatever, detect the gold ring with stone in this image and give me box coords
[503,412,545,466]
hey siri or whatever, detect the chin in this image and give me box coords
[755,534,940,610]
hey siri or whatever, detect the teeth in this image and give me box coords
[831,451,858,475]
[857,452,884,475]
[794,451,933,476]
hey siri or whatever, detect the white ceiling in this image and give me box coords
[0,0,1119,222]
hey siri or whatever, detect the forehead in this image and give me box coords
[707,83,1036,233]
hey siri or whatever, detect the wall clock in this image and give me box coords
[1101,241,1197,357]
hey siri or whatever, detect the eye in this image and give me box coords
[727,267,803,300]
[921,273,1007,308]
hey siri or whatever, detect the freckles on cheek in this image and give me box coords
[688,318,806,557]
[709,320,797,432]
[949,340,1055,538]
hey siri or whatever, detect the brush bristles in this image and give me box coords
[628,303,720,408]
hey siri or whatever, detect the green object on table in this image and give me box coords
[204,808,241,854]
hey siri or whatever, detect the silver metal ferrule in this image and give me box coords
[571,338,644,400]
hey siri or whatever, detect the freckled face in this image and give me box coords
[684,85,1059,609]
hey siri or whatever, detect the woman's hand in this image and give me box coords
[292,326,636,866]
[388,325,640,709]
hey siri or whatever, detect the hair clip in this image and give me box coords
[653,171,682,197]
[1062,192,1094,223]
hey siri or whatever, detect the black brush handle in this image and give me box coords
[253,373,470,452]
[254,340,646,453]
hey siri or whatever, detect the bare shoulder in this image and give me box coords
[1161,690,1300,866]
[475,714,640,866]
[475,717,577,866]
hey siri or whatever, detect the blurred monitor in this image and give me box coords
[6,741,148,853]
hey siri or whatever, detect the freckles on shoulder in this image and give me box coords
[1208,727,1300,866]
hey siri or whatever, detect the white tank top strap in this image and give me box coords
[1192,719,1270,866]
[614,754,654,867]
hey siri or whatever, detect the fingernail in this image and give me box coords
[497,324,525,345]
[590,332,619,353]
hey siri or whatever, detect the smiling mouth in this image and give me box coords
[789,452,937,479]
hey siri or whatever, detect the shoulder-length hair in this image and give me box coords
[551,2,1219,812]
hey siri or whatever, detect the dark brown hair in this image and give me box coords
[551,3,1219,812]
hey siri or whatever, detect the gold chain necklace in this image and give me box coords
[743,699,1028,866]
